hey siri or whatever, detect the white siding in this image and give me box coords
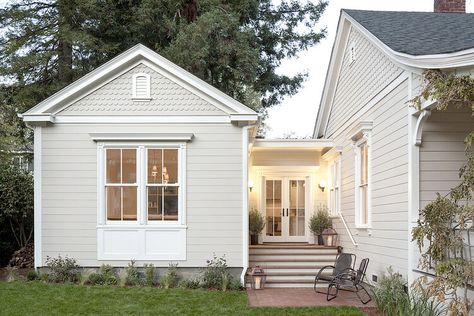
[323,28,410,279]
[41,123,243,267]
[420,107,474,208]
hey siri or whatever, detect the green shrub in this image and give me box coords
[249,209,265,235]
[45,256,80,283]
[308,205,332,236]
[143,264,156,286]
[26,270,38,281]
[39,272,49,282]
[124,260,141,286]
[229,279,244,291]
[99,264,118,285]
[374,267,445,316]
[178,278,201,289]
[86,273,105,285]
[160,263,178,289]
[201,254,232,290]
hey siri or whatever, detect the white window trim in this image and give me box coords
[98,142,187,227]
[132,73,151,101]
[327,155,342,218]
[351,122,372,229]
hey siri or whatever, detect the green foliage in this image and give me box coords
[373,268,445,316]
[5,266,18,282]
[160,263,179,289]
[45,256,80,283]
[248,209,265,235]
[85,264,118,285]
[201,254,232,290]
[86,273,105,285]
[26,270,39,281]
[0,163,34,250]
[178,278,201,289]
[143,263,156,286]
[308,205,332,236]
[124,260,141,286]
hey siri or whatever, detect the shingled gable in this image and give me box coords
[22,44,257,125]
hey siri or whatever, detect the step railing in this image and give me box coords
[338,212,358,247]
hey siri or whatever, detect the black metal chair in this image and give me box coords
[314,253,356,294]
[326,258,372,304]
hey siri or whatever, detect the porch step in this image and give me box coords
[247,243,338,288]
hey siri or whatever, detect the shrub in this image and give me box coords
[201,254,232,290]
[45,256,80,283]
[178,278,201,289]
[229,279,244,291]
[249,209,265,235]
[308,205,332,236]
[26,270,38,281]
[5,266,17,282]
[39,272,49,282]
[160,263,178,289]
[100,264,118,285]
[373,267,445,316]
[124,260,141,286]
[87,273,105,285]
[143,263,156,286]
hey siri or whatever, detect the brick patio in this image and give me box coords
[247,288,377,309]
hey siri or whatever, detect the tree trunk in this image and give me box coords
[57,0,74,83]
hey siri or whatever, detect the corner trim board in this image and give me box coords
[34,127,42,269]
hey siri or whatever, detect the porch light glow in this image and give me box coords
[318,180,326,192]
[248,179,254,192]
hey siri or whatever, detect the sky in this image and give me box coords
[265,0,474,138]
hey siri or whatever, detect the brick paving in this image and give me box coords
[247,287,377,309]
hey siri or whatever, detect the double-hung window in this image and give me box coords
[352,122,372,229]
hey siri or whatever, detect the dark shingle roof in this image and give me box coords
[343,9,474,56]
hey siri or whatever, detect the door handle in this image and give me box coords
[286,208,289,217]
[282,208,284,217]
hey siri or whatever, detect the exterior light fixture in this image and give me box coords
[248,266,266,290]
[322,228,339,247]
[248,179,254,192]
[318,180,326,192]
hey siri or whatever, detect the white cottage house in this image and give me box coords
[22,0,474,288]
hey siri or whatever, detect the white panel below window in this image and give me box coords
[97,226,186,260]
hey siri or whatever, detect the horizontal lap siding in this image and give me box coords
[324,27,409,280]
[420,108,474,209]
[41,123,243,267]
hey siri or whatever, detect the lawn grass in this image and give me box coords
[0,281,365,315]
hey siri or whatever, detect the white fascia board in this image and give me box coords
[254,139,334,149]
[230,113,259,122]
[22,114,55,123]
[53,115,232,124]
[89,132,194,142]
[23,44,256,117]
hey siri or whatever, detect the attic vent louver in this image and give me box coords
[132,73,151,100]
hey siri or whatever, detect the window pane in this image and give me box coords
[147,187,162,220]
[360,144,368,184]
[163,149,178,184]
[122,149,136,184]
[163,186,178,221]
[360,185,368,225]
[107,186,121,220]
[122,187,137,220]
[148,149,162,184]
[106,149,121,183]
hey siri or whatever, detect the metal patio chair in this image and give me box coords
[314,253,356,294]
[326,258,372,304]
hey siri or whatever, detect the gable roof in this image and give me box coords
[314,9,474,138]
[22,44,257,124]
[344,10,474,56]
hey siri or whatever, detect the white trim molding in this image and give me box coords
[89,133,194,142]
[34,127,42,269]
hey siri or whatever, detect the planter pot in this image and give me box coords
[250,234,259,245]
[318,235,324,246]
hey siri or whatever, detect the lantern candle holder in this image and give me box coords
[322,228,339,247]
[248,266,266,290]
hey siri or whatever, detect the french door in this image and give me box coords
[262,176,308,242]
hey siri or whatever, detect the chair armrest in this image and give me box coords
[315,265,335,279]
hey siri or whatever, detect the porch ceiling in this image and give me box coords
[252,139,334,152]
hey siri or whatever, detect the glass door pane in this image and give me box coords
[289,180,305,236]
[265,179,282,236]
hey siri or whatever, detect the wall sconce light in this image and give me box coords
[318,180,326,192]
[248,179,254,192]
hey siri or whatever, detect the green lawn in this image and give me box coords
[0,281,364,315]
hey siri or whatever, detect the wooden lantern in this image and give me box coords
[248,266,266,290]
[322,228,339,247]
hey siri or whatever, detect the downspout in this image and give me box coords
[241,124,257,285]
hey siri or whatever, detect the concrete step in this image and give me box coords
[249,248,338,255]
[249,254,337,261]
[263,268,332,274]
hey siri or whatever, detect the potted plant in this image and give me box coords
[309,206,332,245]
[249,209,265,245]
